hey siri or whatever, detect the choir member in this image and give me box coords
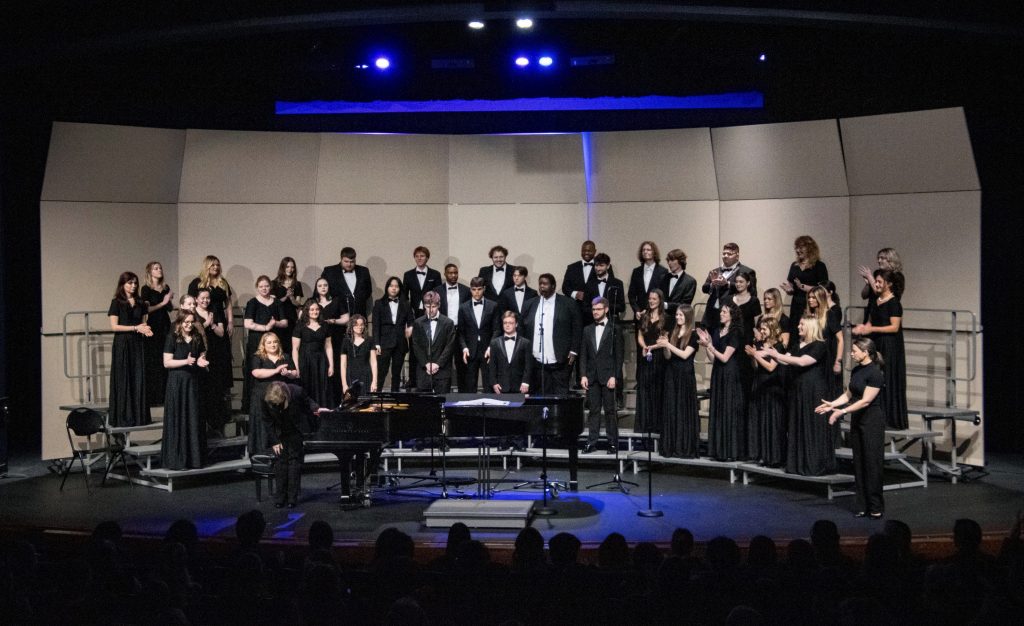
[655,304,700,458]
[628,241,668,320]
[410,291,458,393]
[242,275,285,415]
[853,269,908,430]
[697,302,745,461]
[262,381,330,508]
[107,272,153,426]
[758,287,790,348]
[270,256,303,348]
[178,293,196,315]
[458,277,499,392]
[488,311,533,394]
[563,240,600,321]
[745,318,787,467]
[479,245,515,301]
[372,277,413,393]
[817,337,886,518]
[582,253,626,320]
[780,235,828,347]
[858,247,905,301]
[765,314,835,476]
[248,333,299,455]
[634,289,667,435]
[580,297,623,453]
[187,255,234,339]
[520,273,582,395]
[312,277,350,395]
[321,247,372,316]
[403,246,442,387]
[723,270,761,397]
[141,261,173,406]
[812,284,845,401]
[292,300,335,408]
[161,311,209,470]
[659,248,697,315]
[496,266,538,318]
[340,314,378,395]
[701,242,756,330]
[195,288,231,434]
[434,263,471,388]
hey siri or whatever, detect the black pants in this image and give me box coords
[461,353,492,393]
[377,347,407,392]
[851,406,885,514]
[274,435,303,505]
[587,382,619,446]
[531,360,571,395]
[416,368,452,393]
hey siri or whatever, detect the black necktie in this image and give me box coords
[515,287,524,292]
[416,270,426,275]
[473,301,482,306]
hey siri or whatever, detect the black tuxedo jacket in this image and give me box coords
[433,283,471,320]
[458,299,499,357]
[321,264,372,317]
[628,263,670,314]
[580,322,623,385]
[410,314,457,369]
[488,335,534,392]
[520,294,582,364]
[496,285,539,318]
[701,263,756,326]
[479,264,515,301]
[371,297,414,351]
[660,271,697,312]
[403,267,443,315]
[262,383,319,445]
[561,260,614,298]
[582,276,626,320]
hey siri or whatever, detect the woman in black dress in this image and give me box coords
[247,333,299,455]
[635,289,667,436]
[821,283,845,400]
[271,256,303,349]
[723,271,761,396]
[187,255,234,338]
[161,311,209,470]
[141,261,173,406]
[107,272,153,427]
[817,337,886,518]
[340,314,378,395]
[654,304,699,458]
[291,300,335,408]
[195,288,231,434]
[780,235,828,348]
[312,277,350,395]
[758,287,790,348]
[853,269,908,430]
[857,247,905,301]
[697,302,745,461]
[745,317,787,467]
[242,275,286,415]
[765,314,835,476]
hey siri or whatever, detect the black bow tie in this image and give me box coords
[597,278,607,284]
[721,266,735,272]
[595,322,606,327]
[473,301,483,306]
[428,317,438,322]
[515,287,525,292]
[583,261,594,266]
[343,270,354,274]
[416,270,426,275]
[388,298,399,303]
[494,267,504,272]
[448,285,458,290]
[505,335,516,341]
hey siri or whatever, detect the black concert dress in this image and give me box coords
[847,362,886,514]
[294,323,335,408]
[785,341,835,476]
[187,278,233,397]
[196,307,232,430]
[660,333,700,458]
[634,322,665,434]
[341,336,374,393]
[242,297,283,415]
[707,327,746,461]
[747,342,788,467]
[271,280,303,351]
[727,295,762,396]
[140,284,170,406]
[107,298,152,427]
[785,261,829,347]
[247,354,295,455]
[161,334,206,470]
[319,297,348,396]
[825,304,845,399]
[866,296,908,430]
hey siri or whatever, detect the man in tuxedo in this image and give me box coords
[403,246,442,389]
[433,263,470,388]
[488,311,533,395]
[372,277,414,392]
[659,248,697,316]
[701,242,756,329]
[628,240,669,320]
[562,240,599,318]
[520,273,582,395]
[409,291,457,393]
[458,277,499,393]
[496,266,538,318]
[320,247,372,317]
[580,298,623,453]
[582,253,626,323]
[262,382,330,508]
[479,245,515,301]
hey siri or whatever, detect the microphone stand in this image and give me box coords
[637,305,663,517]
[534,406,557,516]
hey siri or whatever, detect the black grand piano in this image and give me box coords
[304,391,584,502]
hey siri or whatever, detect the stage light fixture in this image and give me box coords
[468,20,485,30]
[375,57,391,70]
[758,53,767,62]
[514,56,530,67]
[538,56,553,67]
[354,64,369,70]
[516,18,533,29]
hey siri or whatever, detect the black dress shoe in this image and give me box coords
[869,511,883,519]
[605,446,617,454]
[582,443,598,454]
[853,511,868,518]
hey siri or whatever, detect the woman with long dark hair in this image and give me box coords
[187,255,233,336]
[697,301,745,461]
[140,261,173,406]
[291,299,335,408]
[655,304,699,458]
[853,269,908,430]
[107,271,153,427]
[312,277,350,395]
[161,311,209,470]
[271,256,303,348]
[635,289,667,435]
[372,276,414,392]
[340,314,377,395]
[242,275,285,415]
[745,317,787,467]
[195,288,231,434]
[780,235,828,348]
[821,282,845,401]
[817,337,886,518]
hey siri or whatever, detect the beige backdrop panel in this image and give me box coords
[178,130,321,204]
[313,204,450,302]
[718,197,851,305]
[42,122,186,203]
[449,135,586,204]
[447,203,587,280]
[713,119,849,200]
[841,108,980,195]
[587,129,719,202]
[315,134,450,204]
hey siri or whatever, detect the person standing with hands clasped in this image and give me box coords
[580,298,623,454]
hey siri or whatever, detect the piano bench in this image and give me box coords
[250,455,276,502]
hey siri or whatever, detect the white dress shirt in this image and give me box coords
[532,295,557,364]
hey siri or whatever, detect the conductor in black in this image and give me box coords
[262,381,328,508]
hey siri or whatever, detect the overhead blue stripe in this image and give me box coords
[275,92,763,115]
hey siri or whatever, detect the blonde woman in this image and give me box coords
[247,333,298,455]
[744,318,787,467]
[141,261,174,406]
[187,255,234,337]
[858,247,905,301]
[242,275,285,415]
[758,287,790,348]
[780,235,828,347]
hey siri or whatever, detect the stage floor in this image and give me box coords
[2,451,1022,548]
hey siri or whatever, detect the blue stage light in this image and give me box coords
[375,57,391,70]
[538,56,554,67]
[515,56,530,67]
